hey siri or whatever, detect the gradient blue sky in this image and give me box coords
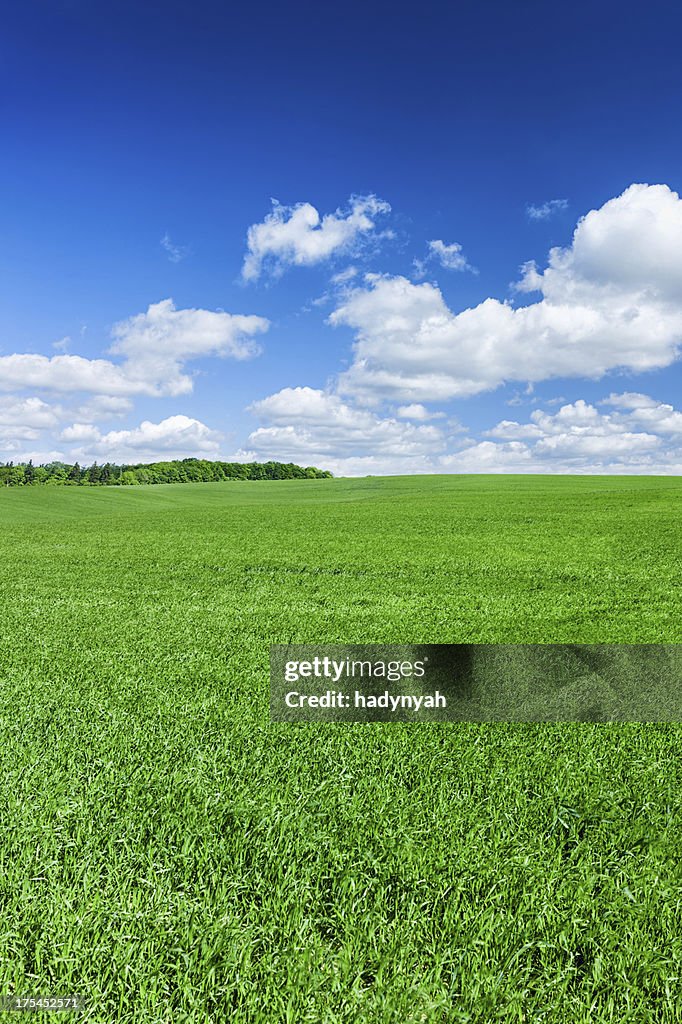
[2,0,682,474]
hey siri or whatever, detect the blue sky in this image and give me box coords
[2,0,682,474]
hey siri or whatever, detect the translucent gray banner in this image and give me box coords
[270,644,682,722]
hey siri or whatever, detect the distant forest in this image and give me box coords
[0,459,333,487]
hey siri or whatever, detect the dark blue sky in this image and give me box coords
[2,0,682,472]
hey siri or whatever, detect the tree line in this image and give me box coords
[0,458,333,487]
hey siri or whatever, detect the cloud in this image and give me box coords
[429,239,476,272]
[0,354,141,397]
[245,384,682,476]
[601,392,659,410]
[160,234,190,263]
[75,395,134,420]
[484,419,544,440]
[532,403,659,457]
[330,185,682,405]
[109,298,268,393]
[0,299,269,397]
[526,199,568,220]
[396,403,445,420]
[0,396,64,453]
[247,386,447,473]
[5,449,66,464]
[0,396,61,429]
[247,385,512,475]
[331,266,359,284]
[0,426,44,445]
[600,392,682,435]
[438,441,536,473]
[520,183,682,300]
[59,423,102,443]
[480,396,681,468]
[413,239,476,279]
[241,195,390,281]
[424,394,682,476]
[69,414,222,462]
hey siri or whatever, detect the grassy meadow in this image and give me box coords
[0,475,681,1022]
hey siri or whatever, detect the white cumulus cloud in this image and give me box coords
[0,396,61,429]
[439,441,535,473]
[413,239,476,279]
[396,403,445,421]
[600,392,682,435]
[69,415,222,463]
[244,387,682,476]
[429,239,475,272]
[479,396,682,470]
[0,396,64,453]
[75,395,134,420]
[241,195,390,281]
[59,423,102,443]
[247,386,447,474]
[0,299,269,397]
[331,185,682,405]
[0,353,141,397]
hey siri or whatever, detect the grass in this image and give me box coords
[0,475,680,1023]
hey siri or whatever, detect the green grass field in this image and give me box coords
[1,476,680,1023]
